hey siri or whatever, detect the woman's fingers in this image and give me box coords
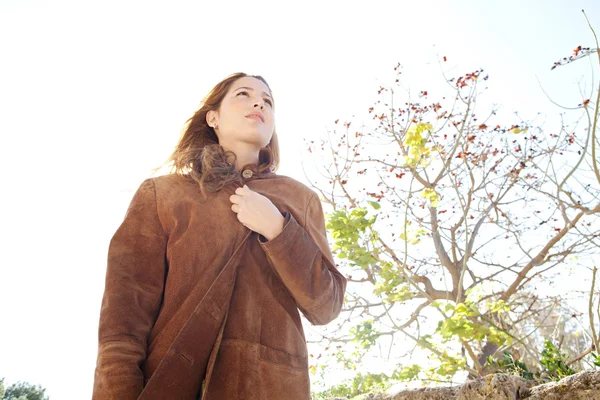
[235,185,252,196]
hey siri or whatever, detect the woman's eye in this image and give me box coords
[236,91,271,106]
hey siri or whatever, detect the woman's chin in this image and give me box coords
[241,131,272,147]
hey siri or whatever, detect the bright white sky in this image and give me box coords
[0,1,598,398]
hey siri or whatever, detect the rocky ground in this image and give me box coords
[326,371,600,399]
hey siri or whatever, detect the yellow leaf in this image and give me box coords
[510,127,527,134]
[420,188,440,208]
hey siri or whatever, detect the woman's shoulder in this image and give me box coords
[143,173,199,199]
[142,172,184,186]
[259,173,319,207]
[149,172,191,185]
[265,173,317,195]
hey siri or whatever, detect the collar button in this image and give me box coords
[242,169,254,179]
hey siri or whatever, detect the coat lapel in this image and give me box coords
[139,230,252,400]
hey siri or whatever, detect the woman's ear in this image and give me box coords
[206,110,219,129]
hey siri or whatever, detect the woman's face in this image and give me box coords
[207,76,275,150]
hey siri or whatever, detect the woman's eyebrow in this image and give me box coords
[234,86,273,100]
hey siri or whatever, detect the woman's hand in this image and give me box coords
[230,185,285,241]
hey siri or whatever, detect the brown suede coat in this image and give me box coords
[92,168,347,400]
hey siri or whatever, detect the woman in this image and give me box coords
[92,73,347,400]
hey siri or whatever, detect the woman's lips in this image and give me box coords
[246,115,264,123]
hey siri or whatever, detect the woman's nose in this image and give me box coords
[253,97,265,109]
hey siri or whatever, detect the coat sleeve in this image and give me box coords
[92,179,167,400]
[259,191,347,326]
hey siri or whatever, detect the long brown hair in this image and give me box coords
[164,72,280,195]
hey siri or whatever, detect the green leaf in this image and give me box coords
[367,200,381,210]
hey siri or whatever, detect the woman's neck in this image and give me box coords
[221,142,260,170]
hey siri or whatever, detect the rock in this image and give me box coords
[523,371,600,399]
[386,385,459,399]
[325,372,600,400]
[455,374,534,399]
[385,374,531,399]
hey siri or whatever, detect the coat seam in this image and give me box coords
[258,358,308,373]
[100,336,145,348]
[149,178,168,240]
[303,191,315,229]
[221,337,308,360]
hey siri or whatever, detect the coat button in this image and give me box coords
[242,169,253,179]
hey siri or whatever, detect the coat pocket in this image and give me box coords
[258,344,308,372]
[258,352,311,400]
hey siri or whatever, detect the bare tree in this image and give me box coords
[307,16,600,391]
